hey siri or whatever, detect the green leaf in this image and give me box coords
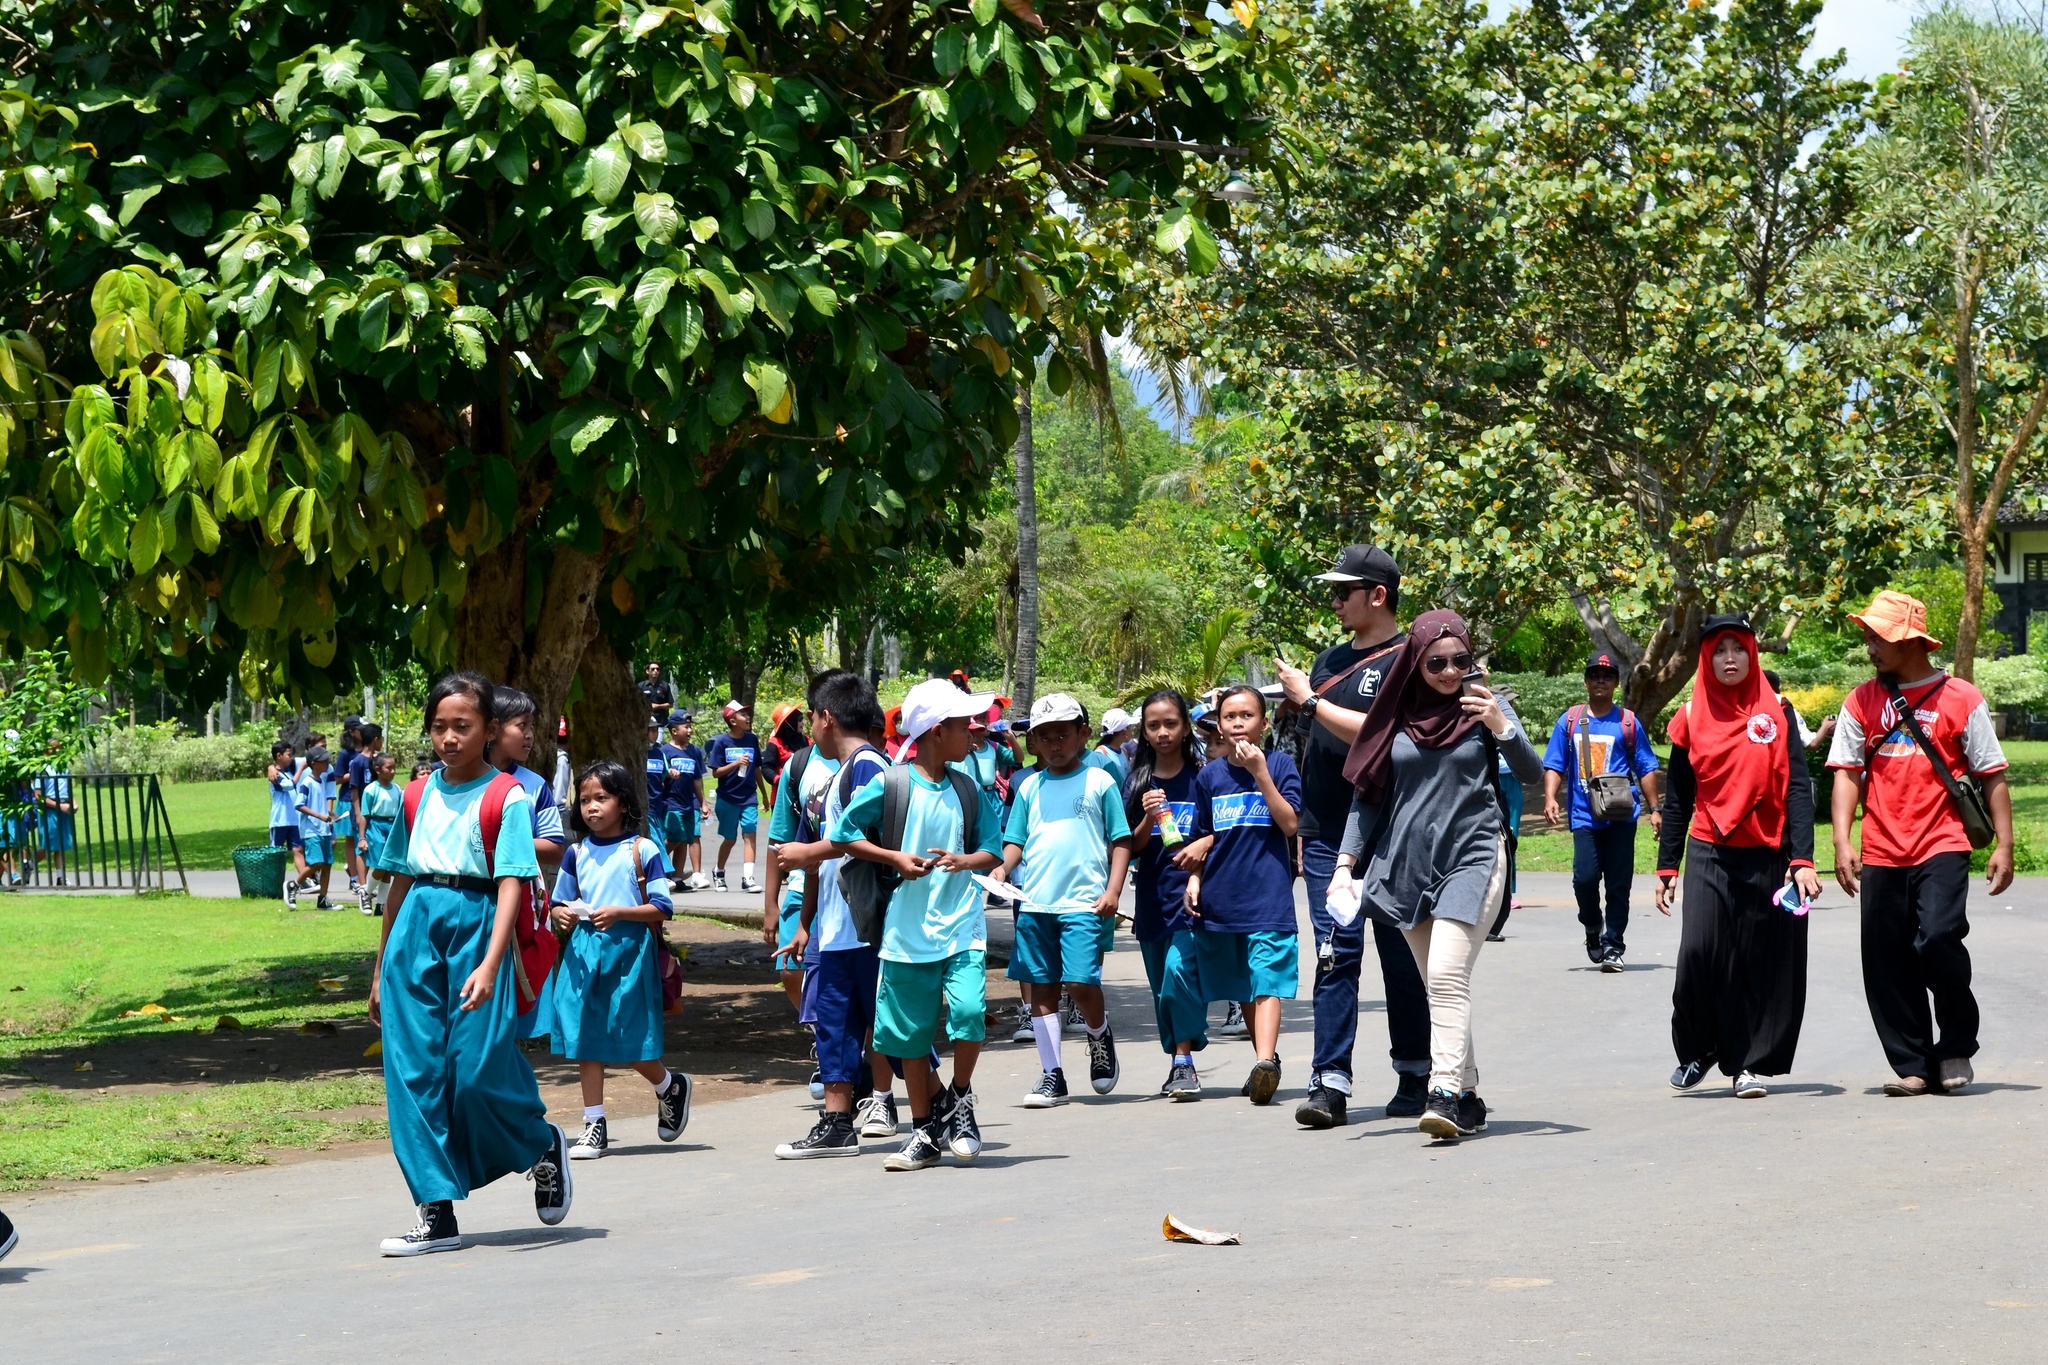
[586,142,631,204]
[450,323,489,369]
[567,411,617,456]
[689,215,720,243]
[541,98,587,145]
[935,26,967,77]
[972,0,997,22]
[129,505,163,573]
[1154,207,1194,254]
[188,492,220,553]
[118,184,163,228]
[622,122,668,162]
[745,358,791,422]
[1185,215,1219,275]
[743,197,777,241]
[634,267,678,318]
[634,192,681,243]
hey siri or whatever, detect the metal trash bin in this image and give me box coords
[232,843,290,900]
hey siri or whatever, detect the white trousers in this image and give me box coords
[1400,836,1507,1095]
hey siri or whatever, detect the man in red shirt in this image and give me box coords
[1827,591,2013,1096]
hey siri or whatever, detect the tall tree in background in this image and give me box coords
[1010,390,1041,709]
[1810,6,2048,680]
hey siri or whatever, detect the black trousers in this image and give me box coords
[1672,839,1807,1077]
[1859,853,1977,1081]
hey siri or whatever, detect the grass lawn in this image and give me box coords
[0,895,381,1057]
[0,1078,386,1190]
[158,777,276,871]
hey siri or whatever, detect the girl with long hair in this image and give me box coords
[1123,689,1212,1100]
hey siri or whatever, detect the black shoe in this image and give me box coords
[1670,1058,1712,1091]
[855,1091,900,1138]
[656,1072,693,1141]
[883,1120,945,1171]
[568,1115,608,1160]
[775,1112,859,1158]
[1087,1024,1120,1095]
[1418,1089,1472,1140]
[0,1207,16,1263]
[1166,1061,1203,1101]
[1294,1086,1347,1129]
[1245,1057,1282,1106]
[947,1089,983,1161]
[1585,934,1603,964]
[1457,1090,1488,1133]
[1023,1068,1069,1108]
[1385,1073,1428,1118]
[531,1123,573,1225]
[1600,947,1624,973]
[380,1200,460,1256]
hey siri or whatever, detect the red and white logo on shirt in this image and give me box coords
[1745,713,1779,744]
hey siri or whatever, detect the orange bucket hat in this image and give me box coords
[1848,590,1942,649]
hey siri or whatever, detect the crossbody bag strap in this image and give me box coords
[1880,677,1969,803]
[1569,705,1591,785]
[1313,637,1405,699]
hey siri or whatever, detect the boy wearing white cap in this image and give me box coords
[996,694,1134,1107]
[1089,708,1134,787]
[830,679,1004,1170]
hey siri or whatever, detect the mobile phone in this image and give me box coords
[1460,668,1486,697]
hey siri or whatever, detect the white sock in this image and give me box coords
[1086,1016,1109,1039]
[1031,1013,1062,1072]
[648,1069,671,1092]
[743,861,756,881]
[583,1105,604,1122]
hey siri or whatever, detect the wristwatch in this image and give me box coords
[1299,695,1322,719]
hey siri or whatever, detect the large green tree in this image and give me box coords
[2,0,1280,767]
[1162,0,1937,716]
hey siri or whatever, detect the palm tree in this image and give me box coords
[1118,606,1256,707]
[1063,567,1183,690]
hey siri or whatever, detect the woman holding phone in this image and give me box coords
[1654,613,1820,1099]
[1328,610,1544,1140]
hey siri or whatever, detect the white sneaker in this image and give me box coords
[283,877,299,909]
[740,877,762,894]
[688,873,711,891]
[1734,1072,1768,1098]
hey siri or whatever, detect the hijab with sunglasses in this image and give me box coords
[1341,609,1484,806]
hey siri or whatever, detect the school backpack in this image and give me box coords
[836,753,979,949]
[1565,704,1641,824]
[402,771,558,1016]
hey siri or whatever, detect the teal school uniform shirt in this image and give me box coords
[810,747,891,952]
[830,767,1002,962]
[556,835,673,915]
[373,770,542,879]
[360,780,403,839]
[268,770,298,827]
[506,763,566,846]
[1084,746,1128,788]
[767,749,840,897]
[954,740,1017,800]
[1002,765,1131,914]
[295,768,332,841]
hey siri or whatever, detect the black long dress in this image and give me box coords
[1657,699,1815,1077]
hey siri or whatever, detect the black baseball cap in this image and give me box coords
[1699,611,1754,639]
[1584,651,1623,676]
[306,746,331,763]
[1313,544,1400,589]
[668,710,693,728]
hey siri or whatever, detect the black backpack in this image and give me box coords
[837,753,979,947]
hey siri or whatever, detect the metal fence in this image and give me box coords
[4,772,188,894]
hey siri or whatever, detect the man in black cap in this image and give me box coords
[1275,545,1433,1128]
[1540,651,1661,971]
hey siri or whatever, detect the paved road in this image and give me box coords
[6,872,2044,1362]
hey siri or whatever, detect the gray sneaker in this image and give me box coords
[1010,1005,1035,1045]
[1166,1061,1202,1101]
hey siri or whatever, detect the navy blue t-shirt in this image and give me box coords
[1191,750,1302,934]
[1131,764,1200,942]
[644,743,674,819]
[707,732,761,807]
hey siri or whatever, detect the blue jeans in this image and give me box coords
[1303,837,1430,1095]
[1573,823,1636,954]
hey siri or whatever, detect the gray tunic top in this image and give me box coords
[1339,701,1545,930]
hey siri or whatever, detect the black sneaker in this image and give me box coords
[1294,1085,1347,1129]
[568,1115,608,1160]
[1159,1064,1179,1096]
[1669,1058,1712,1091]
[656,1072,693,1141]
[530,1123,573,1225]
[775,1112,859,1158]
[0,1207,16,1262]
[946,1089,982,1161]
[1087,1025,1120,1095]
[1166,1061,1202,1101]
[1585,934,1603,964]
[1600,947,1624,973]
[1418,1089,1472,1140]
[883,1120,945,1171]
[379,1200,460,1257]
[1457,1090,1489,1133]
[1245,1057,1282,1106]
[855,1091,899,1139]
[714,873,729,892]
[1385,1073,1428,1118]
[1023,1068,1069,1108]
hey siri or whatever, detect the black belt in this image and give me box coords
[416,873,497,895]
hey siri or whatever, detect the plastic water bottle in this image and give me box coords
[1156,801,1183,847]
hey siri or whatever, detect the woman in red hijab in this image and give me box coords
[1655,613,1820,1098]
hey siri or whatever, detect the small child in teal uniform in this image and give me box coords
[295,747,337,909]
[997,693,1133,1109]
[663,713,707,888]
[370,672,573,1257]
[1124,689,1212,1101]
[357,752,402,916]
[549,760,693,1160]
[1187,685,1302,1107]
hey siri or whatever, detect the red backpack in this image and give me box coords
[402,771,558,1016]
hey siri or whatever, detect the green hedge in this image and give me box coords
[89,721,280,783]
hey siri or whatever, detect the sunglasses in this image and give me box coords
[1423,652,1476,675]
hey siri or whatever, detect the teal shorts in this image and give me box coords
[874,950,987,1056]
[1007,911,1109,986]
[1192,928,1299,1003]
[663,807,700,844]
[714,797,758,840]
[775,887,804,953]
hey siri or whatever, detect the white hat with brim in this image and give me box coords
[899,680,998,745]
[1029,693,1086,727]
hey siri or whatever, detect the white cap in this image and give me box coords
[1029,693,1086,727]
[899,679,996,744]
[1099,707,1133,738]
[721,699,747,718]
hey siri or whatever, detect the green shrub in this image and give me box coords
[90,721,280,783]
[1487,672,1594,741]
[1973,824,2041,876]
[1973,654,2048,712]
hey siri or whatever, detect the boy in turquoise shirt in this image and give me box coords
[831,679,1003,1170]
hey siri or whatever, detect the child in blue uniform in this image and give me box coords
[295,748,338,909]
[663,713,706,889]
[494,688,567,1042]
[550,759,694,1160]
[1187,685,1303,1107]
[997,693,1133,1109]
[358,752,402,915]
[267,740,304,899]
[645,718,675,845]
[369,672,572,1256]
[1124,689,1211,1101]
[707,701,762,892]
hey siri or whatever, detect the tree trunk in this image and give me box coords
[1012,389,1041,712]
[725,651,761,710]
[1956,526,1988,682]
[566,633,648,815]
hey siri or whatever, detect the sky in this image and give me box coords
[1117,0,1927,437]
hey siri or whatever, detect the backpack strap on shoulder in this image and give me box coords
[945,769,980,850]
[478,770,521,879]
[880,765,913,853]
[401,776,429,834]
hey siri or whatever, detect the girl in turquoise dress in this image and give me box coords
[368,671,572,1257]
[357,752,402,916]
[550,759,694,1160]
